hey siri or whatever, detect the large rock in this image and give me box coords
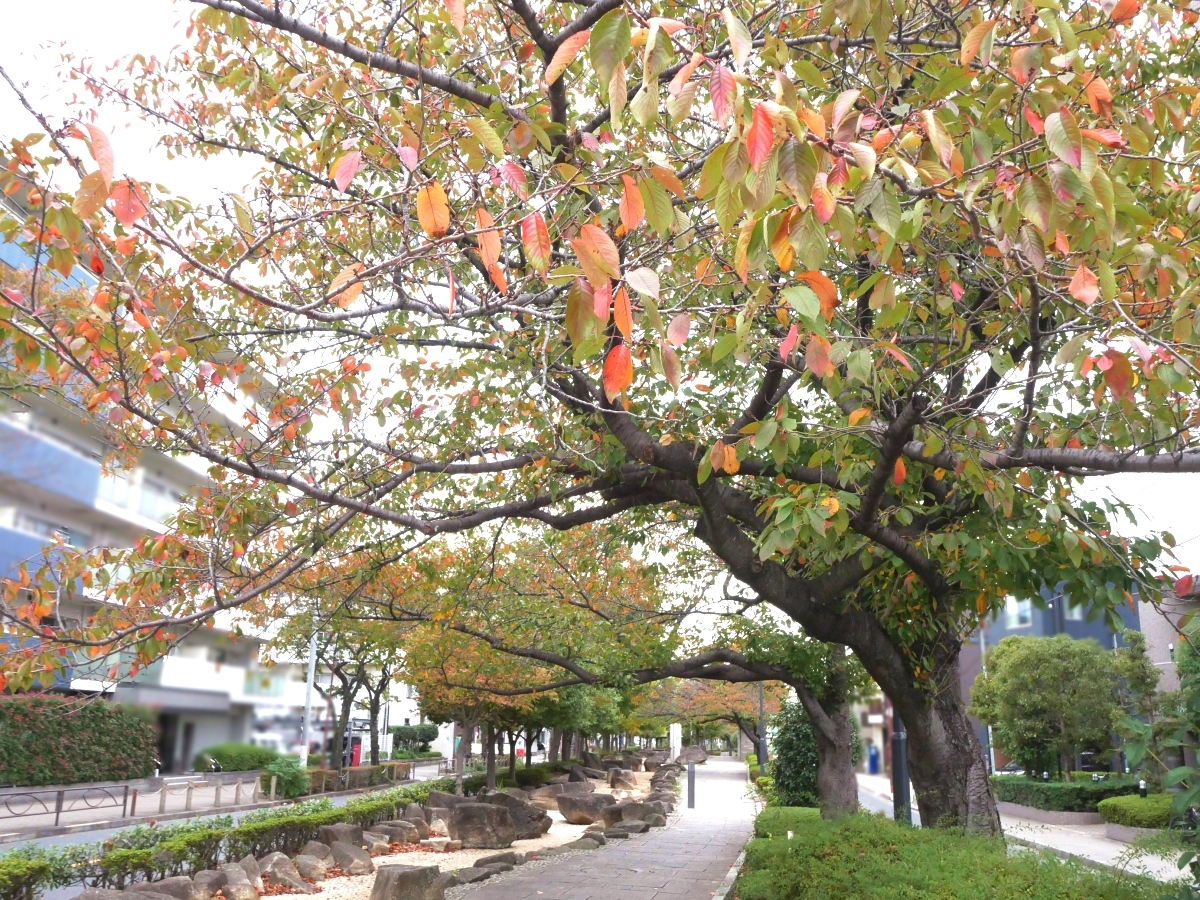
[299,841,331,860]
[606,820,650,835]
[84,891,173,900]
[560,780,594,795]
[369,865,445,900]
[567,766,589,783]
[480,790,552,839]
[600,803,628,828]
[378,820,420,843]
[122,878,204,900]
[501,787,530,801]
[427,816,449,837]
[608,769,637,790]
[192,871,227,900]
[581,750,603,769]
[556,793,616,825]
[363,831,392,854]
[622,801,667,821]
[426,790,464,811]
[258,853,313,894]
[447,803,517,849]
[678,745,708,764]
[219,864,258,900]
[238,856,263,892]
[292,855,328,882]
[330,840,375,875]
[404,802,428,822]
[318,823,364,848]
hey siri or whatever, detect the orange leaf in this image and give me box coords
[747,103,776,172]
[710,440,727,473]
[593,278,612,320]
[848,407,871,426]
[1069,265,1099,306]
[1081,128,1127,149]
[331,150,361,192]
[475,208,501,268]
[521,211,551,276]
[800,271,838,321]
[805,334,832,377]
[110,180,148,227]
[84,124,114,185]
[620,174,645,231]
[329,262,365,308]
[487,263,508,295]
[613,286,633,340]
[723,443,740,474]
[798,105,826,140]
[444,0,465,30]
[893,458,907,485]
[669,52,704,97]
[1110,0,1140,24]
[1101,348,1134,401]
[811,174,835,224]
[650,166,686,198]
[1084,75,1113,119]
[416,181,451,237]
[544,30,591,87]
[571,223,621,286]
[602,343,633,400]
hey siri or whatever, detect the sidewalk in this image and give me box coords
[855,774,1182,883]
[450,759,756,900]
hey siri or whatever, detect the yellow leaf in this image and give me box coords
[329,262,365,308]
[416,181,451,237]
[848,408,871,426]
[544,30,591,87]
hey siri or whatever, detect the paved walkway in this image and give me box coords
[454,759,756,900]
[856,774,1181,882]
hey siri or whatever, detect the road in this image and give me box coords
[857,775,922,826]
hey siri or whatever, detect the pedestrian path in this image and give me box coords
[453,759,756,900]
[856,774,1181,883]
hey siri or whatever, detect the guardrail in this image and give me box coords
[0,784,130,827]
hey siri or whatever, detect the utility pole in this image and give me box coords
[757,681,767,779]
[891,710,912,825]
[298,612,318,769]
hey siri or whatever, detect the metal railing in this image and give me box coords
[0,784,130,827]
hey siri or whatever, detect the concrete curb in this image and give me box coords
[1005,835,1180,883]
[713,850,745,900]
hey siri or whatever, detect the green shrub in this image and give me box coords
[390,723,440,753]
[1097,794,1174,829]
[990,775,1139,812]
[736,809,1159,900]
[754,776,777,805]
[746,753,759,770]
[0,858,51,900]
[193,742,278,772]
[0,696,156,786]
[388,749,441,760]
[262,757,308,799]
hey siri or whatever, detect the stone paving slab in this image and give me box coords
[451,759,755,900]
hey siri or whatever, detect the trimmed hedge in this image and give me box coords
[990,775,1140,812]
[736,808,1159,900]
[1097,794,1174,829]
[0,696,156,786]
[194,743,278,772]
[0,859,50,900]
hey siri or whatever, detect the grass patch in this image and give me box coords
[736,809,1163,900]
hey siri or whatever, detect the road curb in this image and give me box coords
[713,850,745,900]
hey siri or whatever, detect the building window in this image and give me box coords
[13,512,89,548]
[1005,596,1032,629]
[97,472,133,508]
[1065,599,1086,621]
[139,478,181,523]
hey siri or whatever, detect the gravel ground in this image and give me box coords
[309,772,663,900]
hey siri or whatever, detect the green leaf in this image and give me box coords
[466,119,506,158]
[783,284,820,321]
[870,189,901,237]
[590,10,631,91]
[639,177,674,236]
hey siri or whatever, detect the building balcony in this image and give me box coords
[0,422,99,507]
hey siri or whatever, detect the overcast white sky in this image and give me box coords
[4,0,1199,578]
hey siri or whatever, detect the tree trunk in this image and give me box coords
[812,704,858,819]
[454,721,469,796]
[523,727,536,768]
[508,729,518,781]
[485,723,497,790]
[549,728,561,764]
[368,692,381,766]
[560,730,571,762]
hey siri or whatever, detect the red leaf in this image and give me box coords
[613,286,633,340]
[893,458,907,485]
[747,103,776,172]
[1069,265,1099,306]
[811,173,835,224]
[331,151,362,192]
[710,65,736,129]
[1023,107,1045,135]
[805,334,832,377]
[521,211,551,276]
[499,161,529,200]
[667,313,690,347]
[1176,574,1195,597]
[1081,128,1127,149]
[1101,348,1134,402]
[779,323,799,361]
[593,278,612,321]
[619,174,645,231]
[602,343,633,400]
[110,180,148,227]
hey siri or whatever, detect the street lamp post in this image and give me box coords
[757,681,768,779]
[891,710,912,825]
[298,621,318,769]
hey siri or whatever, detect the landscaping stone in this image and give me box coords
[122,877,203,900]
[238,856,263,892]
[445,840,463,851]
[600,803,629,828]
[480,789,552,838]
[403,802,428,822]
[678,746,708,764]
[563,838,600,851]
[292,855,328,882]
[608,768,637,790]
[567,766,589,783]
[85,890,173,900]
[362,831,392,853]
[299,840,331,860]
[319,823,364,848]
[448,803,517,849]
[607,820,650,835]
[378,820,420,844]
[559,780,594,794]
[427,816,449,837]
[582,750,603,769]
[257,853,312,894]
[473,851,518,867]
[419,838,451,851]
[603,829,631,839]
[556,792,616,825]
[500,787,529,801]
[368,864,444,900]
[330,840,375,875]
[192,870,227,900]
[426,790,464,811]
[219,864,258,900]
[476,862,513,875]
[453,869,491,885]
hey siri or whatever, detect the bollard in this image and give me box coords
[252,778,260,803]
[687,761,695,809]
[270,775,277,802]
[1139,779,1147,799]
[185,784,194,811]
[130,790,138,818]
[234,779,243,806]
[214,783,222,808]
[159,787,168,814]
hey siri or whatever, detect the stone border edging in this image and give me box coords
[713,849,745,900]
[997,801,1103,825]
[1105,822,1163,843]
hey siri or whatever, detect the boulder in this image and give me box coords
[608,769,637,790]
[577,765,607,779]
[425,790,464,811]
[84,891,173,900]
[299,841,331,860]
[378,820,420,844]
[330,840,375,875]
[473,851,519,867]
[238,856,263,893]
[447,803,517,849]
[369,864,445,900]
[581,750,603,769]
[600,803,629,828]
[567,766,589,783]
[409,817,430,840]
[427,816,449,837]
[192,871,227,900]
[559,780,595,795]
[627,757,645,773]
[219,864,257,900]
[419,838,451,851]
[258,853,313,894]
[453,869,492,885]
[122,878,203,900]
[500,787,529,801]
[362,832,392,854]
[607,820,649,835]
[480,790,552,839]
[556,792,616,825]
[564,838,600,851]
[318,823,364,848]
[622,801,666,821]
[530,784,566,797]
[678,745,708,764]
[292,855,328,882]
[646,791,676,804]
[644,814,667,827]
[403,802,428,822]
[475,862,513,875]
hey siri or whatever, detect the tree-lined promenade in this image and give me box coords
[0,0,1198,840]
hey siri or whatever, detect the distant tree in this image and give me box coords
[971,635,1118,778]
[1113,629,1182,788]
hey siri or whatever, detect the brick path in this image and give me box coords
[455,758,755,900]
